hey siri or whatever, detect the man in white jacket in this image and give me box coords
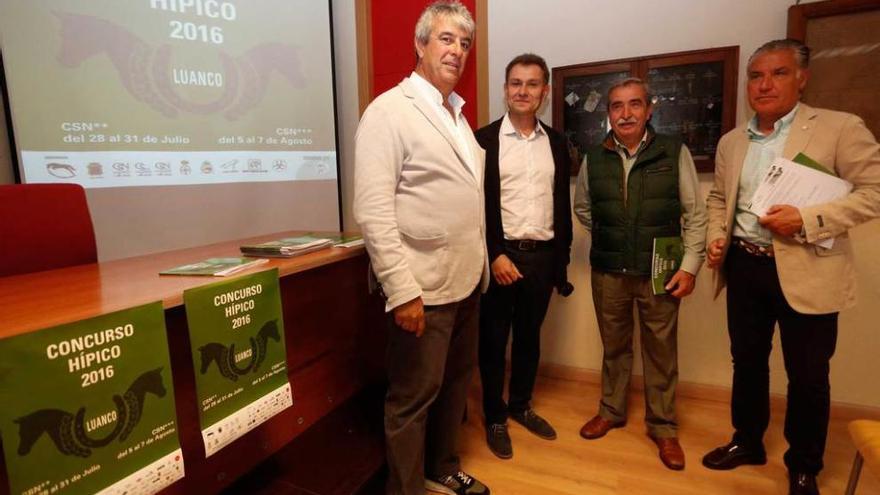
[353,2,489,494]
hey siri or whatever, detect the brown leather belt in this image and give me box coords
[733,237,774,257]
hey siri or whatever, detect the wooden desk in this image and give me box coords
[0,232,387,494]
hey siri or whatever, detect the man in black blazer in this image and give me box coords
[474,53,572,460]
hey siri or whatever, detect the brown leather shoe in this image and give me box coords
[579,415,625,439]
[653,437,685,470]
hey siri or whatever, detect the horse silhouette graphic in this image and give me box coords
[55,12,306,120]
[13,368,167,458]
[198,319,281,382]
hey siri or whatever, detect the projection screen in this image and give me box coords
[0,0,341,260]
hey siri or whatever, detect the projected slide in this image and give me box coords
[0,0,337,188]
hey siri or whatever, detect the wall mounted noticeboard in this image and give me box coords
[788,0,880,140]
[552,46,738,174]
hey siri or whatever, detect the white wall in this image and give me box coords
[331,1,360,232]
[487,0,793,127]
[486,0,880,408]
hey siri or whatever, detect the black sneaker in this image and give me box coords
[510,409,557,440]
[485,423,512,459]
[425,471,490,495]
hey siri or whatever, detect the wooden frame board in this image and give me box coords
[552,46,738,174]
[788,0,880,139]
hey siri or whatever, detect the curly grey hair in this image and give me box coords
[414,1,475,46]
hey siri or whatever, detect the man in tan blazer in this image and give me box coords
[702,39,880,495]
[353,2,489,495]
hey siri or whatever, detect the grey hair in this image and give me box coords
[414,1,476,46]
[748,39,811,69]
[606,77,652,109]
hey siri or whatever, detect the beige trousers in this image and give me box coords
[590,271,680,438]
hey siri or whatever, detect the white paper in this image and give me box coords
[583,90,601,112]
[748,157,852,248]
[202,382,293,457]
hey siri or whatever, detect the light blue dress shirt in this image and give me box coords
[732,104,800,246]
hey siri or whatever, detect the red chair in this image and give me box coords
[0,183,97,277]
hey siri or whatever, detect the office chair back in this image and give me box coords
[0,183,98,277]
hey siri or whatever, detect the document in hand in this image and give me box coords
[747,156,852,248]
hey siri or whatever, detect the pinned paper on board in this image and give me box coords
[583,90,602,113]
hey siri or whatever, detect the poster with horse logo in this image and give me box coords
[182,268,291,457]
[0,302,183,495]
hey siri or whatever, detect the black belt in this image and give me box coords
[504,239,553,252]
[732,237,774,257]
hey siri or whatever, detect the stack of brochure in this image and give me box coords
[240,235,334,258]
[160,257,269,277]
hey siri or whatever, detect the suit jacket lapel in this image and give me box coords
[783,104,818,160]
[728,127,750,210]
[400,79,477,182]
[724,104,817,230]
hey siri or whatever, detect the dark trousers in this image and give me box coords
[725,245,838,475]
[478,246,554,425]
[384,289,480,495]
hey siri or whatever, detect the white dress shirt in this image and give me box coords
[409,71,477,178]
[498,113,555,241]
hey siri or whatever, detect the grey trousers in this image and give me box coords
[384,289,480,495]
[591,271,681,438]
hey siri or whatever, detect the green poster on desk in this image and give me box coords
[182,268,292,457]
[0,302,183,495]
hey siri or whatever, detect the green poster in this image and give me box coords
[0,302,183,495]
[182,268,292,457]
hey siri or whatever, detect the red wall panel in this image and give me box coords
[370,0,479,126]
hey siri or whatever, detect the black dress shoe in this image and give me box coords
[510,409,557,440]
[486,423,512,459]
[702,441,767,470]
[789,472,819,495]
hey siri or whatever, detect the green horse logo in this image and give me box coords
[14,368,167,458]
[198,319,281,382]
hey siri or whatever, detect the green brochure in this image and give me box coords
[240,236,332,257]
[651,237,683,296]
[792,152,834,176]
[0,302,183,495]
[182,268,291,457]
[160,257,268,276]
[325,234,364,248]
[305,232,364,248]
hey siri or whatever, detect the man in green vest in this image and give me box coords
[573,77,707,470]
